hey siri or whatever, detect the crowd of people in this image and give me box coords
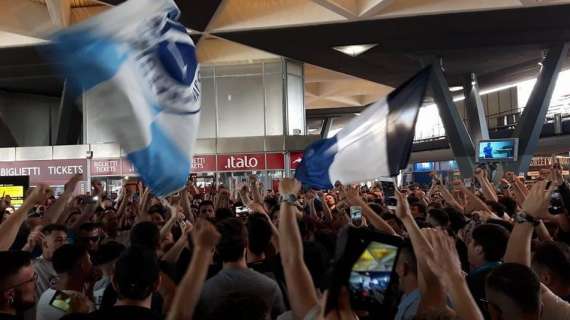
[1,163,570,320]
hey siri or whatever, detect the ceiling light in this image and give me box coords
[449,86,463,92]
[332,44,378,57]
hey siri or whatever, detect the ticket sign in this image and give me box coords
[91,159,121,176]
[192,155,216,172]
[0,160,86,185]
[217,154,266,172]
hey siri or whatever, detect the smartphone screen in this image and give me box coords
[349,241,398,307]
[350,206,362,226]
[49,291,72,313]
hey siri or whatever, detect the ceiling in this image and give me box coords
[1,0,570,109]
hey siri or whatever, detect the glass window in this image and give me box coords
[307,119,324,136]
[287,74,305,135]
[217,75,265,137]
[198,77,216,138]
[264,72,284,136]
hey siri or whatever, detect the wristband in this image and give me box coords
[280,194,298,205]
[515,212,540,226]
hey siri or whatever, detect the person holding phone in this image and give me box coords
[36,244,95,320]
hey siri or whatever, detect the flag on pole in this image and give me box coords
[295,67,431,189]
[50,0,200,197]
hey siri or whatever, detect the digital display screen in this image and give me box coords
[414,162,433,172]
[0,176,29,208]
[349,241,398,306]
[478,139,518,162]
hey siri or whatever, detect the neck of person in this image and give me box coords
[223,257,248,270]
[115,296,152,309]
[246,249,266,264]
[57,274,84,293]
[401,275,419,295]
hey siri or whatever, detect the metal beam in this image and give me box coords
[306,106,366,119]
[509,43,569,174]
[321,117,333,138]
[430,62,476,177]
[55,81,82,145]
[463,73,489,144]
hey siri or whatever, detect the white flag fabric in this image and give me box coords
[295,67,430,189]
[51,0,200,196]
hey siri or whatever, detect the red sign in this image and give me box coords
[91,159,121,176]
[266,153,285,170]
[0,159,87,185]
[289,152,304,170]
[121,160,137,176]
[217,154,266,172]
[192,155,216,173]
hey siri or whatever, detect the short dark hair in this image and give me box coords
[532,241,570,286]
[486,263,541,315]
[246,215,272,256]
[486,201,507,218]
[52,244,87,275]
[130,222,160,250]
[472,224,509,262]
[114,247,159,300]
[93,241,126,266]
[399,241,417,275]
[427,209,449,227]
[147,204,167,218]
[215,208,234,223]
[444,207,468,233]
[78,222,101,233]
[216,218,247,262]
[199,200,214,210]
[41,224,68,236]
[0,251,32,288]
[410,202,426,215]
[498,196,518,217]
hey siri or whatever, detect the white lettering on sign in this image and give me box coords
[93,160,119,174]
[224,156,259,169]
[192,157,205,169]
[47,166,84,175]
[0,167,41,176]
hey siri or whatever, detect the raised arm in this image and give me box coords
[344,185,396,235]
[278,178,320,319]
[423,229,484,320]
[474,168,499,202]
[161,223,193,264]
[0,184,48,250]
[43,174,82,224]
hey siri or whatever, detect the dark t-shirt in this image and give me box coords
[0,313,18,320]
[60,306,160,320]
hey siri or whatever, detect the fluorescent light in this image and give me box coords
[332,44,378,57]
[449,86,463,92]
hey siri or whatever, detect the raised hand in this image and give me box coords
[423,228,463,284]
[64,174,83,193]
[279,178,301,196]
[192,219,220,250]
[27,184,50,205]
[522,180,556,219]
[394,188,412,221]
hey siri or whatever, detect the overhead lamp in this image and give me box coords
[449,86,463,92]
[332,44,378,57]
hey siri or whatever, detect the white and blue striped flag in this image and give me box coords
[51,0,200,196]
[295,67,431,189]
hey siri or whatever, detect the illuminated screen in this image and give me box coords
[478,139,518,162]
[349,241,398,305]
[0,176,29,208]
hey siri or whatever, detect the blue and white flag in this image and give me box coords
[51,0,200,196]
[295,67,431,189]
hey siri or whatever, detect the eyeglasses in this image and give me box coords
[2,273,38,291]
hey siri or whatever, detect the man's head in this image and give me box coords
[246,214,272,257]
[531,241,570,295]
[395,242,417,294]
[100,211,119,235]
[426,209,449,228]
[130,222,160,251]
[113,247,160,303]
[77,223,102,254]
[41,224,68,260]
[52,244,92,283]
[410,202,426,219]
[147,204,166,227]
[0,251,36,313]
[216,218,247,263]
[93,241,126,274]
[485,263,541,320]
[468,224,509,269]
[199,200,215,219]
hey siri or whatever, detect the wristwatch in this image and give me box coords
[280,194,298,205]
[515,212,540,226]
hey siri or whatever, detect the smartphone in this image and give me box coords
[385,197,397,211]
[49,290,72,313]
[325,227,402,315]
[235,206,249,214]
[350,206,363,226]
[550,191,563,215]
[464,179,472,188]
